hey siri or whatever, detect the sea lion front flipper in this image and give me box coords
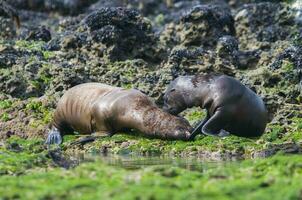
[45,127,62,145]
[218,130,230,137]
[190,111,210,140]
[201,110,228,137]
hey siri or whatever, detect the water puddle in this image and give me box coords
[73,153,242,172]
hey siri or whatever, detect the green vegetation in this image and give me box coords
[1,112,10,122]
[0,145,302,200]
[25,99,53,128]
[0,100,12,110]
[1,137,302,200]
[15,40,46,52]
[15,40,55,60]
[0,136,49,175]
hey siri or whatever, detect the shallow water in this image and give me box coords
[75,153,241,172]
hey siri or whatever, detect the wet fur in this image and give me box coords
[46,83,192,144]
[163,74,268,138]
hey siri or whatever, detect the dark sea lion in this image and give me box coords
[46,83,193,144]
[163,74,268,139]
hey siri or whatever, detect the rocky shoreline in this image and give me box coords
[0,0,301,158]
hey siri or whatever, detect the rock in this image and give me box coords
[161,4,235,48]
[8,0,97,15]
[46,149,78,169]
[24,26,51,42]
[235,2,298,48]
[6,142,23,152]
[0,0,20,38]
[81,7,159,61]
[270,45,302,92]
[0,46,18,68]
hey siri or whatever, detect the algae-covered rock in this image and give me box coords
[0,0,19,39]
[161,4,235,48]
[235,2,298,49]
[271,45,302,91]
[82,7,160,61]
[22,26,52,42]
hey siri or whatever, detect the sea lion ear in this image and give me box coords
[170,88,176,93]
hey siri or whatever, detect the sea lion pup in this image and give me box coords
[45,83,193,144]
[163,74,268,139]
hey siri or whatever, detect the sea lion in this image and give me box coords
[163,74,268,139]
[45,83,193,144]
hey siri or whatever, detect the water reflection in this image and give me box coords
[75,153,241,172]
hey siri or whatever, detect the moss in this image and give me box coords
[262,124,285,142]
[15,40,46,52]
[0,136,49,175]
[121,83,133,89]
[30,80,42,90]
[1,112,10,122]
[26,99,53,127]
[280,61,294,72]
[0,154,302,199]
[42,51,55,60]
[182,108,206,125]
[155,14,165,26]
[0,100,12,110]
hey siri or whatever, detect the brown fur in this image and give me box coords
[52,83,192,140]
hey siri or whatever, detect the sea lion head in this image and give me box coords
[163,76,192,115]
[163,116,193,140]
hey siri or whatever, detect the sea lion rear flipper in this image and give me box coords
[201,110,228,137]
[45,127,62,145]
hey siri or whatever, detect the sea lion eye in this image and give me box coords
[170,88,176,93]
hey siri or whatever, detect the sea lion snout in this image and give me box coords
[170,117,193,140]
[174,128,191,140]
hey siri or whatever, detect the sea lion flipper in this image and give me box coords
[218,130,230,137]
[190,119,207,140]
[45,127,62,145]
[190,111,210,139]
[201,110,228,137]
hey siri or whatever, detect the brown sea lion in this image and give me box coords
[45,83,193,144]
[163,74,268,139]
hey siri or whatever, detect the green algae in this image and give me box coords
[0,112,10,122]
[0,153,301,200]
[0,100,12,110]
[0,136,49,175]
[1,136,301,199]
[15,40,45,52]
[25,99,53,128]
